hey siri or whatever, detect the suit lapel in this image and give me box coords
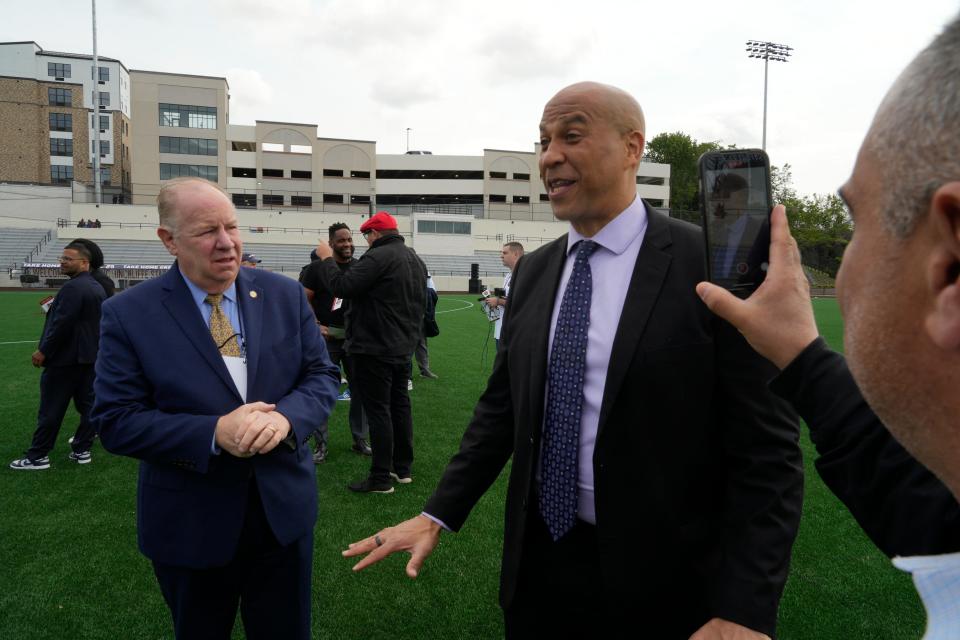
[236,268,264,395]
[525,237,568,434]
[160,263,242,401]
[597,208,673,433]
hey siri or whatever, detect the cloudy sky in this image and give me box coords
[4,0,956,196]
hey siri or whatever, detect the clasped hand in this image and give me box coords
[215,401,290,458]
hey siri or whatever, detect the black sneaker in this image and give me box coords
[420,369,439,379]
[347,477,394,494]
[312,442,328,464]
[390,472,412,485]
[68,451,92,464]
[10,456,50,470]
[351,439,372,456]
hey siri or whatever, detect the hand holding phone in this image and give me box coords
[698,149,773,297]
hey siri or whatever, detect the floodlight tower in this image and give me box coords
[745,40,792,150]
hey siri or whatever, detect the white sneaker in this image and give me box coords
[407,379,413,391]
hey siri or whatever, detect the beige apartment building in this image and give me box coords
[2,41,671,222]
[0,42,131,200]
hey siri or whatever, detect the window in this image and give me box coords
[159,103,217,129]
[291,196,312,207]
[489,194,506,203]
[99,115,110,130]
[48,88,71,106]
[98,92,110,107]
[513,173,530,181]
[263,194,284,206]
[636,176,665,185]
[92,66,109,82]
[47,62,71,78]
[323,193,344,204]
[262,168,284,178]
[512,195,530,204]
[159,136,218,156]
[50,166,73,184]
[49,113,72,132]
[323,169,343,177]
[232,167,256,178]
[50,138,73,156]
[376,169,484,180]
[350,195,371,204]
[262,142,283,152]
[99,168,111,186]
[160,163,218,181]
[291,170,312,179]
[539,193,550,201]
[231,141,256,151]
[350,170,370,179]
[232,193,257,208]
[92,140,110,156]
[417,220,471,235]
[646,199,665,208]
[489,171,507,179]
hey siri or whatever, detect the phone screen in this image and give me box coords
[699,150,772,295]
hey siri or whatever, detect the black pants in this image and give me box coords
[504,513,615,639]
[324,337,367,443]
[27,364,97,460]
[152,482,312,640]
[351,354,413,483]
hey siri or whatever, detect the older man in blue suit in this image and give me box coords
[92,177,339,640]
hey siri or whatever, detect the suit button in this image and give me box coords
[528,436,534,445]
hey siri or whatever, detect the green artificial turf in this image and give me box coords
[0,292,925,638]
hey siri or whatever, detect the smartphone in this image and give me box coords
[698,149,773,297]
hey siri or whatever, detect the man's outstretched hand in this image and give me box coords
[343,515,442,578]
[696,205,820,370]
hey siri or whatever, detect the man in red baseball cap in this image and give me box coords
[315,211,427,493]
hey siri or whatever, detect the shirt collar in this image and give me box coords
[566,196,648,256]
[180,269,237,308]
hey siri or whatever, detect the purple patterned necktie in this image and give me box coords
[540,239,598,541]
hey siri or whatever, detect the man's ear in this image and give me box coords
[157,226,177,256]
[924,182,960,349]
[624,131,644,167]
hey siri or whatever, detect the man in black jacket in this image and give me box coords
[315,211,427,493]
[695,13,960,625]
[11,241,106,469]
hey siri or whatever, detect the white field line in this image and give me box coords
[435,299,475,314]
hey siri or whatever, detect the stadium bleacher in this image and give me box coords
[31,237,508,277]
[0,227,53,270]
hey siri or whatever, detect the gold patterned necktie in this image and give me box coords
[205,293,241,357]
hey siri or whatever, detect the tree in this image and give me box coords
[772,163,852,277]
[645,132,722,212]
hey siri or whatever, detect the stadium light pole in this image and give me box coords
[745,40,792,150]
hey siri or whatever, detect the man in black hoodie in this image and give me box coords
[315,212,426,493]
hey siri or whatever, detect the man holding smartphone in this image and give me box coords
[697,13,960,633]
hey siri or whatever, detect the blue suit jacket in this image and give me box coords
[92,263,339,568]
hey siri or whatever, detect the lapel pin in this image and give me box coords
[249,291,258,299]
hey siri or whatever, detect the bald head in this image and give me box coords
[547,82,646,139]
[863,14,960,236]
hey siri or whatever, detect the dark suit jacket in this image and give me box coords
[39,271,105,367]
[92,263,340,568]
[772,338,960,557]
[424,207,803,637]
